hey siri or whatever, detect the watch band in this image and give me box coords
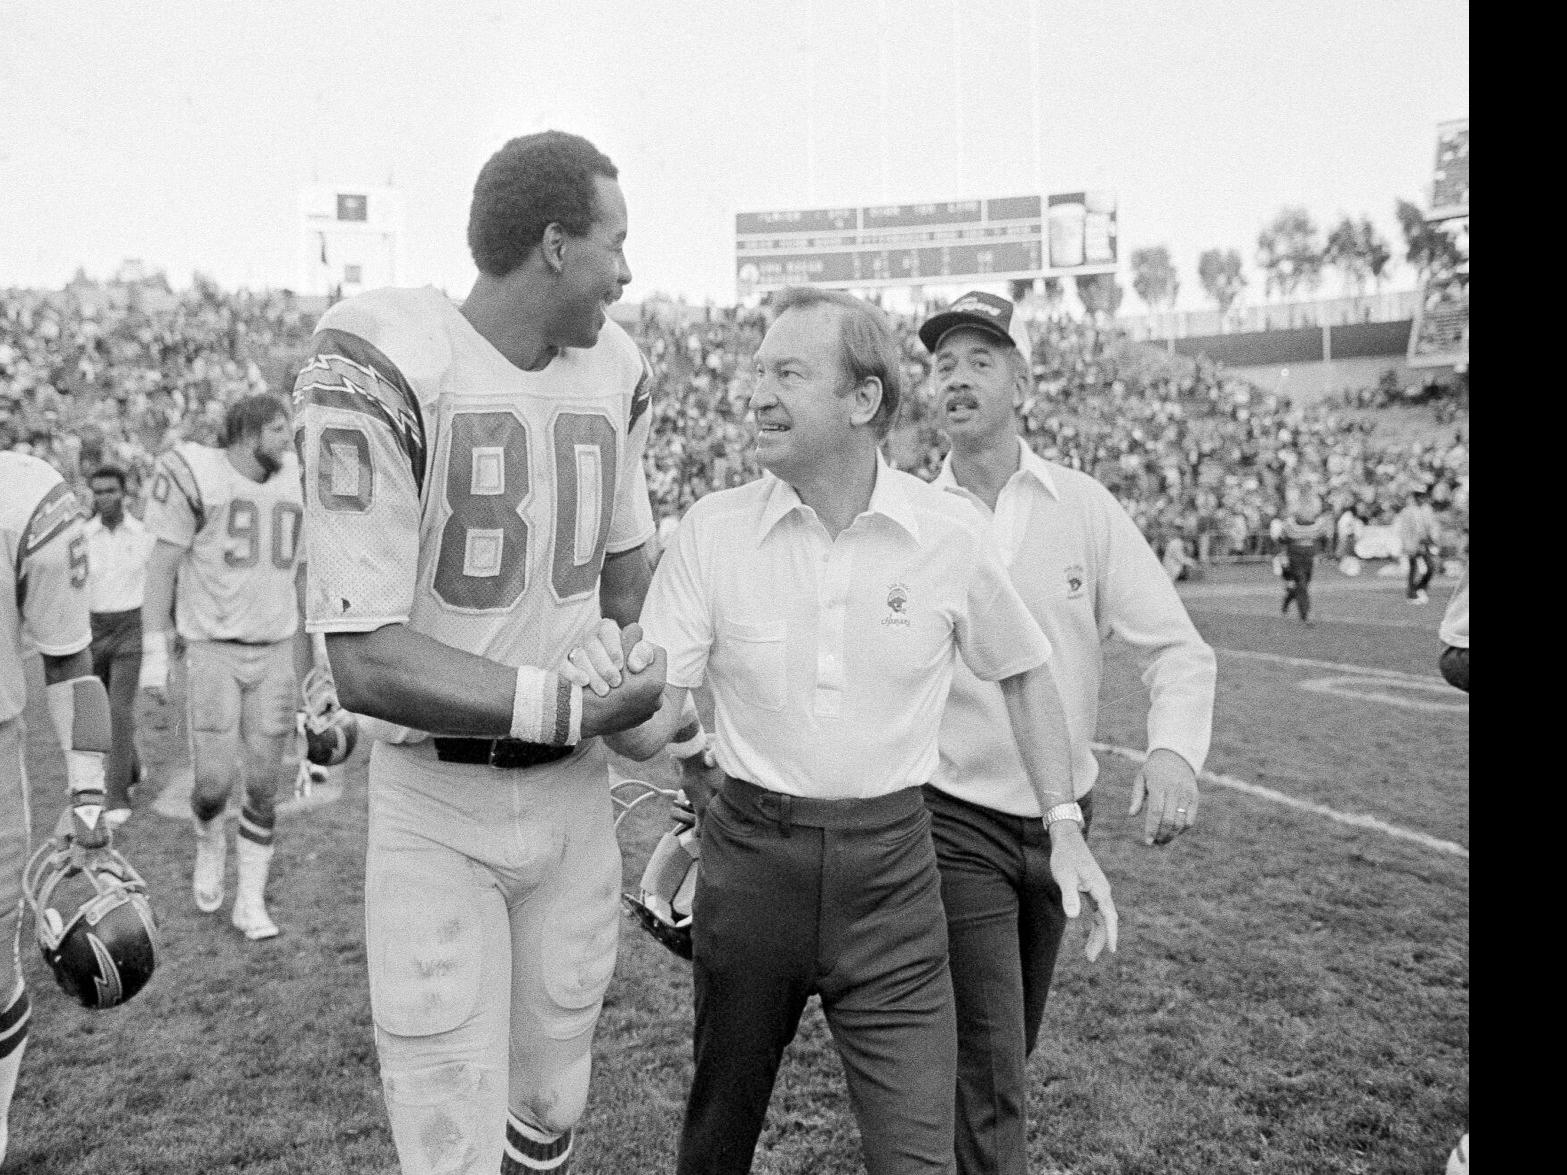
[1044,801,1084,828]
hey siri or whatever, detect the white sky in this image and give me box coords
[1,1,1468,311]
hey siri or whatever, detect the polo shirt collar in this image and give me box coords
[758,452,921,545]
[935,437,1060,501]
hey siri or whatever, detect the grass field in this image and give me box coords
[9,563,1468,1174]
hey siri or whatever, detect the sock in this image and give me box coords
[238,802,275,848]
[1,983,31,1162]
[502,1111,573,1173]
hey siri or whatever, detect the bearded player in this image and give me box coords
[293,131,669,1175]
[1,452,117,1161]
[140,394,311,940]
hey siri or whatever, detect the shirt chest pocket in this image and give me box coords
[721,619,788,713]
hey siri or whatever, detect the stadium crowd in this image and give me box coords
[1,278,1469,563]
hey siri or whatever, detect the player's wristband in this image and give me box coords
[510,666,583,747]
[667,694,709,761]
[139,629,170,689]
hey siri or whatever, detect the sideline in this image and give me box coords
[1092,742,1469,860]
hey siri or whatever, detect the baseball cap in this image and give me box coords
[918,291,1032,356]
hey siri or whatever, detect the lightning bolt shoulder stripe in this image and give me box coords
[293,328,428,492]
[629,351,654,433]
[20,480,83,563]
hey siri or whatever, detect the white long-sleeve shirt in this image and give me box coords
[931,438,1217,813]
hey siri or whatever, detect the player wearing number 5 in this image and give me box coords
[292,132,666,1175]
[140,394,310,942]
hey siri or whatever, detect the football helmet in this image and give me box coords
[618,786,699,962]
[23,833,159,1009]
[299,663,358,768]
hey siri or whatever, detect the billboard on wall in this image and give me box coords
[1408,258,1469,369]
[735,192,1117,296]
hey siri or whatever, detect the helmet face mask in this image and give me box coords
[300,664,358,767]
[24,837,160,1010]
[622,803,700,962]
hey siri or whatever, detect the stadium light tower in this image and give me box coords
[951,0,966,196]
[1029,0,1043,199]
[878,0,890,202]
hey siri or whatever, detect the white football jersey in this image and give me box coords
[293,286,655,688]
[142,442,304,643]
[0,452,92,723]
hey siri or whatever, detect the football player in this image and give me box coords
[1,452,117,1161]
[140,393,311,940]
[1273,496,1330,625]
[293,131,668,1175]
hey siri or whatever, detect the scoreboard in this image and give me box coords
[1427,119,1469,222]
[735,192,1117,296]
[297,185,405,298]
[1408,119,1469,369]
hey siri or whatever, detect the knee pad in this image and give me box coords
[189,782,229,824]
[512,1052,592,1138]
[379,1057,500,1175]
[538,859,619,1044]
[190,732,239,810]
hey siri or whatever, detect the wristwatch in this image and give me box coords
[1043,801,1084,829]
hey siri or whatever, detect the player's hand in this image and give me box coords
[562,618,629,697]
[562,621,659,696]
[676,744,723,823]
[53,793,112,851]
[581,643,667,738]
[1049,823,1118,962]
[1129,748,1199,847]
[138,664,169,705]
[620,622,658,675]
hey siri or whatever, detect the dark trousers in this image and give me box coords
[924,786,1095,1175]
[1282,549,1314,621]
[89,608,143,808]
[678,777,957,1175]
[1407,547,1435,598]
[1440,645,1470,693]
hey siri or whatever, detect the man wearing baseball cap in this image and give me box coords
[919,291,1217,1175]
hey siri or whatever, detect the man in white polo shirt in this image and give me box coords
[612,288,1117,1175]
[83,463,155,824]
[919,292,1216,1175]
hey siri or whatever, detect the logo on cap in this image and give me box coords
[952,296,1004,318]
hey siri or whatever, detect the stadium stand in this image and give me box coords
[1,279,1467,566]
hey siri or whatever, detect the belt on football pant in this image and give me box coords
[431,737,575,769]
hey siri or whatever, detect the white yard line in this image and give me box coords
[1298,675,1469,714]
[1092,742,1469,860]
[1214,646,1449,685]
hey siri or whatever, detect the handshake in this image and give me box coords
[560,620,669,741]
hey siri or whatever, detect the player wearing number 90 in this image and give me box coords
[140,394,311,942]
[292,131,667,1175]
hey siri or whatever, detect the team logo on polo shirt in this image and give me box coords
[882,582,911,627]
[1065,564,1086,599]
